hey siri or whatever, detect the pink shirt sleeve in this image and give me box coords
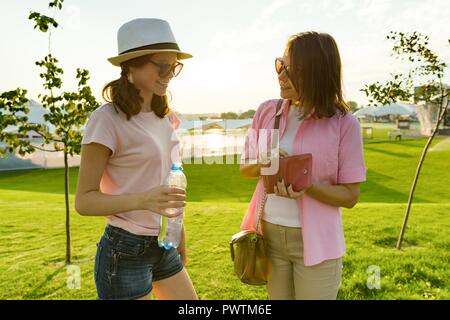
[337,114,367,184]
[241,102,265,161]
[82,110,117,155]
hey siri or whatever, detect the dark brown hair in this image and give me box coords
[102,54,170,120]
[286,31,350,119]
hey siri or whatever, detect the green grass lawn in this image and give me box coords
[0,130,449,299]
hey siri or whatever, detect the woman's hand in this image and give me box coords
[278,148,289,158]
[269,148,308,199]
[139,185,186,217]
[259,148,289,174]
[274,178,308,199]
[240,148,289,179]
[260,148,288,166]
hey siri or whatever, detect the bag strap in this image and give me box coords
[274,99,283,130]
[254,99,283,233]
[271,99,283,151]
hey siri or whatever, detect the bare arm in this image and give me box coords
[239,163,263,179]
[261,147,360,209]
[240,149,288,179]
[75,143,186,217]
[306,182,360,209]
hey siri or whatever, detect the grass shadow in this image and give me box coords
[22,265,66,299]
[373,235,419,248]
[360,169,430,203]
[364,146,415,158]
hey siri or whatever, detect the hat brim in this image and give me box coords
[107,49,193,66]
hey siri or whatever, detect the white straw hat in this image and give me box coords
[108,18,193,66]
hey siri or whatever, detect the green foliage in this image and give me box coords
[36,62,99,155]
[0,89,43,156]
[238,109,256,119]
[28,12,59,32]
[346,100,358,112]
[1,0,99,157]
[388,31,446,78]
[221,112,240,119]
[362,31,448,106]
[28,0,64,33]
[35,54,64,90]
[49,0,64,10]
[362,73,413,106]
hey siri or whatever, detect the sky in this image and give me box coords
[1,0,449,114]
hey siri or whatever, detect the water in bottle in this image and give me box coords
[158,162,187,250]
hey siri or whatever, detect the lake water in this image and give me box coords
[0,130,248,170]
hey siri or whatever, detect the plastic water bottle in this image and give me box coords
[158,163,187,250]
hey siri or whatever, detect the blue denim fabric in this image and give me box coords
[94,224,183,300]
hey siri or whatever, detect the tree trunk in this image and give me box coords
[396,97,448,249]
[64,149,71,264]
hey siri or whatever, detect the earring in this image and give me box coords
[127,73,134,84]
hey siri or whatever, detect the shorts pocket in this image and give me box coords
[113,237,146,257]
[109,238,147,278]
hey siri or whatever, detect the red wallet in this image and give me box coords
[260,99,313,194]
[261,153,313,193]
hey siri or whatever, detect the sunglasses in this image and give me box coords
[275,57,290,78]
[148,59,184,78]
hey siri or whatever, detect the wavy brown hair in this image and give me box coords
[286,31,350,119]
[102,54,170,120]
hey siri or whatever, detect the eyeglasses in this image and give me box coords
[148,59,184,78]
[275,57,290,78]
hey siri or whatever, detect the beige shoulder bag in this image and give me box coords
[229,99,283,285]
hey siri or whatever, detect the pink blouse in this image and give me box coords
[81,103,181,236]
[240,99,367,266]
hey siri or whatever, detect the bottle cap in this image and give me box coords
[171,162,183,171]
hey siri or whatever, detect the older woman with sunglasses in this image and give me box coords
[75,19,198,300]
[240,32,367,300]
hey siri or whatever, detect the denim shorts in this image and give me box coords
[94,224,184,300]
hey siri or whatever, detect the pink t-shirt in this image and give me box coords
[240,99,367,266]
[81,103,181,236]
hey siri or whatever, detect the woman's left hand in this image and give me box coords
[274,178,308,199]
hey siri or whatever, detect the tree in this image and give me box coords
[362,31,449,250]
[0,0,100,264]
[220,112,239,119]
[346,101,359,112]
[238,109,256,119]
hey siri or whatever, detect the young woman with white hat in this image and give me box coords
[75,18,197,300]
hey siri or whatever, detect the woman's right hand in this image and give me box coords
[240,149,289,178]
[279,149,288,158]
[139,185,186,217]
[259,148,289,168]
